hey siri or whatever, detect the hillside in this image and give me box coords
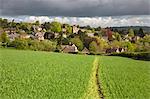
[111,26,150,34]
[0,49,95,98]
[0,49,150,98]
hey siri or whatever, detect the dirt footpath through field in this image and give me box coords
[82,57,104,99]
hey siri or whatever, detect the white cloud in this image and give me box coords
[23,16,51,23]
[1,15,150,28]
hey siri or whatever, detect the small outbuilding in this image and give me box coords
[81,47,90,54]
[106,47,125,53]
[62,44,78,53]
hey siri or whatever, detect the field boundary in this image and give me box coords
[82,57,104,99]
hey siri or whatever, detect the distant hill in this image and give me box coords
[111,26,150,34]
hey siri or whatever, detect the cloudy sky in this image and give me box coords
[1,0,150,16]
[0,0,150,27]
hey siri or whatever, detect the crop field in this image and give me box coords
[99,56,150,99]
[0,49,95,98]
[0,49,150,99]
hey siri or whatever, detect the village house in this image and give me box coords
[87,33,95,37]
[106,48,118,53]
[19,33,30,39]
[8,33,20,41]
[54,33,59,38]
[80,29,87,32]
[131,36,140,43]
[72,25,79,34]
[33,25,42,32]
[61,44,78,53]
[38,27,42,31]
[35,32,45,40]
[106,47,125,53]
[62,26,67,33]
[29,34,35,40]
[123,34,133,42]
[62,24,69,38]
[4,28,16,34]
[81,47,90,54]
[119,48,125,53]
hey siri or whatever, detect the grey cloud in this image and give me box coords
[0,0,150,16]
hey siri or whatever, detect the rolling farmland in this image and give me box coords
[99,56,150,99]
[0,49,150,99]
[0,49,95,98]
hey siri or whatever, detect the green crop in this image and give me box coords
[1,49,150,99]
[0,49,95,99]
[99,56,150,99]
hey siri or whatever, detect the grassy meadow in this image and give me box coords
[0,48,150,99]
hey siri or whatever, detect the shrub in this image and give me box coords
[109,52,150,61]
[28,40,42,51]
[10,38,29,49]
[29,40,56,51]
[123,41,136,52]
[40,40,56,51]
[89,41,98,54]
[10,38,56,51]
[0,32,10,47]
[62,38,69,45]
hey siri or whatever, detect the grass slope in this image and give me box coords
[1,49,149,99]
[99,56,150,99]
[0,49,95,99]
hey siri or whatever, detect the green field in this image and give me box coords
[0,49,150,99]
[99,56,150,99]
[0,49,95,98]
